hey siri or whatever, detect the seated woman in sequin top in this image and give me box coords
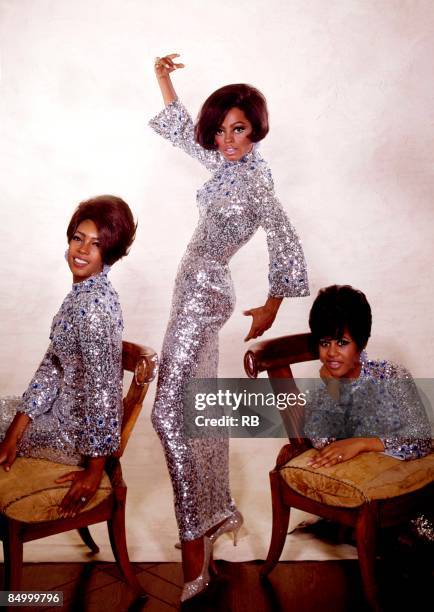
[0,195,136,516]
[303,285,432,468]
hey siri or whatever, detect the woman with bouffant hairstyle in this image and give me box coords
[195,83,269,149]
[67,194,136,266]
[149,53,309,602]
[0,195,136,517]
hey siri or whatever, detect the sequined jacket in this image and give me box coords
[149,99,309,298]
[18,269,123,460]
[303,358,432,460]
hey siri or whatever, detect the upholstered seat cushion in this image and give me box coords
[279,449,434,508]
[0,457,112,522]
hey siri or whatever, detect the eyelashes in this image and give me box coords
[319,339,351,348]
[215,126,247,135]
[71,235,100,247]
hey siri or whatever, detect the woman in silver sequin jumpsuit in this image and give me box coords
[150,54,309,597]
[0,195,136,516]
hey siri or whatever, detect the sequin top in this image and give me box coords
[17,268,123,460]
[149,99,309,298]
[304,358,432,460]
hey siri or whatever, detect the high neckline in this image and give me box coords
[72,264,110,291]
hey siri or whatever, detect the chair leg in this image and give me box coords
[3,519,23,591]
[355,503,381,612]
[107,488,147,599]
[260,470,290,578]
[77,527,100,554]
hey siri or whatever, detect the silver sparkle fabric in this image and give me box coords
[149,99,309,540]
[0,269,123,465]
[304,358,432,460]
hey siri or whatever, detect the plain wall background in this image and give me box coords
[1,0,433,562]
[1,0,433,395]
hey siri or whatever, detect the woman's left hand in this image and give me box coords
[56,467,104,517]
[307,439,368,468]
[244,297,283,341]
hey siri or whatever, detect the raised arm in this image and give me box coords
[149,53,221,171]
[154,53,184,105]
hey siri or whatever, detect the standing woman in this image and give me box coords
[150,53,309,602]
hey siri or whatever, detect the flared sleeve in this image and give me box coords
[74,295,123,457]
[378,365,432,460]
[255,169,309,298]
[149,99,221,172]
[19,347,62,420]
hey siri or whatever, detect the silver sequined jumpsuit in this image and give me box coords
[0,268,124,465]
[149,100,309,541]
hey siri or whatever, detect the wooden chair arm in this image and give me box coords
[115,342,158,458]
[244,333,317,379]
[243,334,317,446]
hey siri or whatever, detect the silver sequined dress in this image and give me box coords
[149,99,309,541]
[304,357,432,460]
[0,268,124,465]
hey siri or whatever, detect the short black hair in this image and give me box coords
[67,195,136,265]
[195,83,269,150]
[309,285,372,350]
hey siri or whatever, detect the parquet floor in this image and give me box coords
[1,526,432,611]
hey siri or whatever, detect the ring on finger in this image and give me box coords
[337,454,343,462]
[80,496,87,503]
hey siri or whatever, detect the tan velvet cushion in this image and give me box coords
[0,457,112,522]
[279,449,434,508]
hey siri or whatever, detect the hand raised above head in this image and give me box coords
[154,53,185,79]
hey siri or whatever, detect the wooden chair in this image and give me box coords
[0,341,158,604]
[244,333,434,611]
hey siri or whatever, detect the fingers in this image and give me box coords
[243,310,253,316]
[0,451,16,471]
[244,325,264,342]
[55,472,76,484]
[59,486,91,518]
[155,53,185,74]
[308,451,345,469]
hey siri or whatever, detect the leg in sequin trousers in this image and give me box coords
[151,257,237,542]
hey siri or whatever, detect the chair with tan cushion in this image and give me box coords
[0,341,157,603]
[244,333,434,611]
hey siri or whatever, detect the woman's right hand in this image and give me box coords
[154,53,184,79]
[319,364,341,401]
[0,436,18,471]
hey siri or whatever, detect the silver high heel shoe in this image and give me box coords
[180,536,213,603]
[209,509,244,546]
[175,510,244,550]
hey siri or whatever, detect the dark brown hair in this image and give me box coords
[67,195,136,265]
[309,285,372,351]
[195,84,269,150]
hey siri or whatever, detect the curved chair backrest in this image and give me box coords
[244,332,318,379]
[115,341,158,458]
[244,333,318,446]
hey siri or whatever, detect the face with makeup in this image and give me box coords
[318,330,362,379]
[67,219,103,283]
[214,107,253,161]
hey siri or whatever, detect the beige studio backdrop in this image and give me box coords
[0,0,433,561]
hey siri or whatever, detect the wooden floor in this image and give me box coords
[1,524,432,611]
[0,553,432,612]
